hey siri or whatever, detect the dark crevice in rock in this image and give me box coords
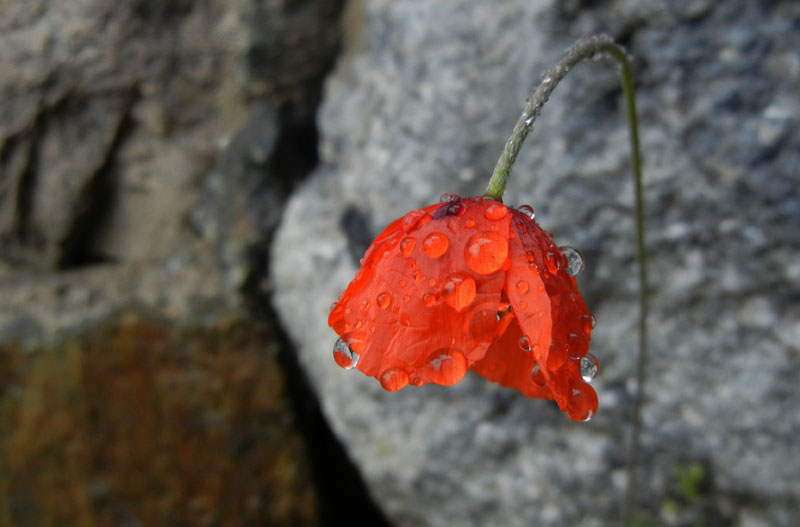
[340,206,374,267]
[12,110,45,249]
[238,98,392,525]
[270,97,323,194]
[242,247,392,527]
[236,5,391,523]
[250,292,390,527]
[58,91,136,269]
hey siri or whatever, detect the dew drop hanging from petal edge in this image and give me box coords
[333,337,359,369]
[561,246,586,276]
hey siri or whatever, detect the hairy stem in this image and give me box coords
[485,35,649,525]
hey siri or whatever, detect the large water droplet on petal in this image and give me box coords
[530,363,547,386]
[464,231,509,275]
[380,369,409,391]
[515,280,529,294]
[377,292,392,309]
[422,293,437,307]
[580,353,600,382]
[426,349,468,385]
[422,232,450,259]
[518,205,535,219]
[400,237,416,256]
[333,337,359,369]
[484,202,508,220]
[545,251,561,274]
[519,335,531,352]
[442,272,476,310]
[439,193,459,202]
[569,379,597,421]
[561,246,586,276]
[401,210,428,231]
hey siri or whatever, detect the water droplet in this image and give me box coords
[519,335,531,352]
[545,251,560,274]
[410,377,424,386]
[402,295,410,303]
[464,231,509,275]
[442,272,476,310]
[399,279,406,287]
[439,193,459,202]
[422,232,450,259]
[582,313,597,335]
[518,205,535,219]
[519,300,527,309]
[463,218,476,228]
[428,278,437,287]
[423,293,436,307]
[333,337,359,369]
[569,379,597,421]
[329,302,337,312]
[530,363,547,386]
[401,210,428,231]
[496,303,512,320]
[400,237,416,256]
[561,246,585,276]
[425,349,468,385]
[484,202,508,220]
[515,280,529,294]
[524,116,534,126]
[377,292,392,309]
[580,353,599,382]
[358,299,369,313]
[380,369,409,391]
[412,270,421,280]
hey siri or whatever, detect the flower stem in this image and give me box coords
[485,35,649,525]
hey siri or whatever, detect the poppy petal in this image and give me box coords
[502,208,597,420]
[329,198,510,388]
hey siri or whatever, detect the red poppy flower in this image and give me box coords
[328,195,598,421]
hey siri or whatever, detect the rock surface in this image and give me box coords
[272,1,800,526]
[0,0,343,339]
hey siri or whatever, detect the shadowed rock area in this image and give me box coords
[271,1,800,526]
[0,0,391,525]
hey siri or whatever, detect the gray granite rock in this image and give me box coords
[271,1,800,525]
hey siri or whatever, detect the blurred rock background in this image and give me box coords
[1,0,799,526]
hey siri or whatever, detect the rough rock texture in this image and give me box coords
[272,1,800,526]
[0,314,318,526]
[0,0,343,340]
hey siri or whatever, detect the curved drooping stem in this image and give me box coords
[485,35,649,525]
